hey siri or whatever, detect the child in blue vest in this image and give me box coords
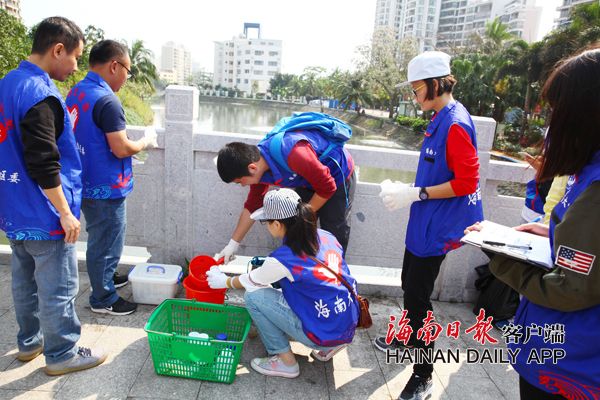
[206,188,359,378]
[0,17,106,375]
[468,47,600,400]
[375,51,484,400]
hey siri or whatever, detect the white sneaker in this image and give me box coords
[311,344,347,362]
[44,346,107,376]
[250,355,300,378]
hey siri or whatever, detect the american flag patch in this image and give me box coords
[555,245,595,275]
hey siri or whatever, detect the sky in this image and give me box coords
[22,0,562,75]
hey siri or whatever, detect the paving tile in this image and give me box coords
[198,366,265,400]
[54,336,149,400]
[128,353,201,400]
[0,389,55,399]
[326,367,392,400]
[437,373,507,400]
[0,261,524,400]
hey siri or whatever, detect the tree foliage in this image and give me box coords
[0,10,31,79]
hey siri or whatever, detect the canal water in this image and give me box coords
[152,99,418,184]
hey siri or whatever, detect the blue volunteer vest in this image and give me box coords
[405,101,484,257]
[257,130,354,190]
[66,71,133,199]
[525,179,546,214]
[509,151,600,395]
[0,61,81,240]
[271,229,359,347]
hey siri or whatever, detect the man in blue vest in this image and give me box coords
[66,40,157,316]
[0,17,106,375]
[215,125,356,263]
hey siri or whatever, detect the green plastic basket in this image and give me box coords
[144,299,251,383]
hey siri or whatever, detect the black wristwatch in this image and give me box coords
[419,187,429,201]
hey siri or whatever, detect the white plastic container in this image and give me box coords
[129,263,182,305]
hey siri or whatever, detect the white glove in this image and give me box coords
[216,239,239,264]
[141,127,158,150]
[379,179,420,211]
[206,266,228,289]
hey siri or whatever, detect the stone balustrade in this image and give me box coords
[85,85,536,302]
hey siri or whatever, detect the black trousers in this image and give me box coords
[401,249,446,378]
[519,376,567,399]
[296,171,356,253]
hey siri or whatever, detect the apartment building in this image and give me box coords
[555,0,596,28]
[213,23,282,94]
[159,42,192,85]
[0,0,21,20]
[375,0,542,52]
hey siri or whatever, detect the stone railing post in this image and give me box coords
[434,116,497,302]
[163,85,198,264]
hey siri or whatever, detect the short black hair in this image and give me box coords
[89,40,129,67]
[216,142,260,183]
[538,46,600,181]
[31,16,84,55]
[423,75,457,101]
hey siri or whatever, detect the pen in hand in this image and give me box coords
[483,240,532,250]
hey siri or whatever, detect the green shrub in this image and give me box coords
[117,86,153,126]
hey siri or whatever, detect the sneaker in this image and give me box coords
[16,344,43,362]
[311,344,347,362]
[44,346,107,376]
[91,297,137,316]
[250,355,300,378]
[399,373,433,400]
[113,271,129,289]
[374,336,414,353]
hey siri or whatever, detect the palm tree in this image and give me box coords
[483,18,513,53]
[127,39,158,89]
[337,74,372,112]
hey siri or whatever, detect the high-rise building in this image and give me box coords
[555,0,596,28]
[376,0,543,51]
[213,23,282,94]
[159,42,192,85]
[0,0,21,20]
[498,0,541,43]
[373,0,441,52]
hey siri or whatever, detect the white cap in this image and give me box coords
[250,188,301,221]
[396,51,452,87]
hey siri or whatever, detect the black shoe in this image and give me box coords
[113,271,129,289]
[374,336,414,353]
[399,373,433,400]
[91,297,137,316]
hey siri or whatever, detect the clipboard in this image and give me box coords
[461,220,554,270]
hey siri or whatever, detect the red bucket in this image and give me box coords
[188,255,224,289]
[183,275,226,304]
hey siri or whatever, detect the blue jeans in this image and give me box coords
[9,239,80,364]
[82,197,126,308]
[244,288,336,355]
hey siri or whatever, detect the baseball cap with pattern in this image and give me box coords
[250,188,301,221]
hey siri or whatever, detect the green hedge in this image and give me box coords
[396,116,428,133]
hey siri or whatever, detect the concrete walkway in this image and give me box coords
[0,264,519,400]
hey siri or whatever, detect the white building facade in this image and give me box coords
[375,0,543,53]
[213,23,282,94]
[555,0,596,28]
[159,42,192,85]
[0,0,20,19]
[374,0,442,52]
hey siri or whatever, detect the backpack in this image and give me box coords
[473,263,520,323]
[261,112,352,173]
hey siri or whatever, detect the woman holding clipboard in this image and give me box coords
[467,47,600,399]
